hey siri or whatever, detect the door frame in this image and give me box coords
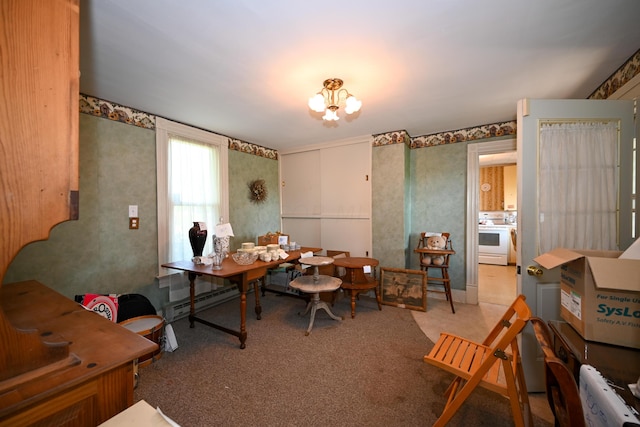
[466,138,517,304]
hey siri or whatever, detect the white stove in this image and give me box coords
[478,224,511,265]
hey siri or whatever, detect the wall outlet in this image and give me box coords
[129,217,139,229]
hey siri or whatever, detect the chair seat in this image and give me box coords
[426,333,512,396]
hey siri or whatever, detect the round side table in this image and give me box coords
[289,256,343,335]
[332,257,381,318]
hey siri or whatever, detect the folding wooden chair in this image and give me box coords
[530,317,586,427]
[423,294,533,427]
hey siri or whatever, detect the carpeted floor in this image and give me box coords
[134,292,553,426]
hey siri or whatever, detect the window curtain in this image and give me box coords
[168,135,221,262]
[538,121,618,253]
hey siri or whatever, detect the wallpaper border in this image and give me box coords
[79,94,278,160]
[372,121,517,148]
[588,48,640,100]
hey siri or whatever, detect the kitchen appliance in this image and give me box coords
[478,225,509,265]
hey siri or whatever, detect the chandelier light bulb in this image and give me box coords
[344,95,362,114]
[308,94,326,113]
[322,108,339,121]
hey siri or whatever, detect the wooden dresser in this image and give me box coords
[0,281,157,426]
[0,1,157,425]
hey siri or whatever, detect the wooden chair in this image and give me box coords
[416,232,455,313]
[423,294,533,427]
[530,317,586,427]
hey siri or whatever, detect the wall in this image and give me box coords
[4,113,280,312]
[228,149,281,249]
[4,114,162,305]
[3,106,512,310]
[503,165,517,210]
[370,132,468,296]
[407,142,467,291]
[372,142,410,268]
[479,166,505,211]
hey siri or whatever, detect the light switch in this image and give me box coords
[128,205,138,218]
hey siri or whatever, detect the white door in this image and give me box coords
[517,98,635,391]
[279,137,372,256]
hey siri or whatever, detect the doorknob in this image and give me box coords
[526,266,543,276]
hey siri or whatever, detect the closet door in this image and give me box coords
[320,143,371,217]
[280,149,321,247]
[280,150,321,216]
[280,137,372,256]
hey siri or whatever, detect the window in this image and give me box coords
[156,118,228,276]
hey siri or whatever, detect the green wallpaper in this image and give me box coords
[228,150,280,250]
[408,142,467,290]
[371,141,468,292]
[372,143,409,268]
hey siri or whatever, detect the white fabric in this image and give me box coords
[538,122,618,253]
[580,365,640,426]
[168,136,221,262]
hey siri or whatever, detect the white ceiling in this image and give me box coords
[79,0,640,152]
[479,151,517,167]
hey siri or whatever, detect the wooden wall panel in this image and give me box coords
[479,166,504,211]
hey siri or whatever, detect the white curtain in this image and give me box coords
[168,135,221,262]
[538,122,618,253]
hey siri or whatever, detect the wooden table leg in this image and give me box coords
[349,290,357,319]
[188,272,197,328]
[239,273,247,349]
[253,280,262,320]
[301,292,342,336]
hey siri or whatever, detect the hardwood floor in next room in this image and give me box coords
[478,263,517,306]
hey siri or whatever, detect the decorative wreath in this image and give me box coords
[248,179,267,203]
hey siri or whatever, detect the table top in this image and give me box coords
[289,275,342,293]
[300,256,334,266]
[332,257,379,268]
[162,247,321,278]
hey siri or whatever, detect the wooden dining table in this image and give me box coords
[162,247,320,349]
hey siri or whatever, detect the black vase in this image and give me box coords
[188,222,207,257]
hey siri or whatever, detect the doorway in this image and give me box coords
[466,138,517,305]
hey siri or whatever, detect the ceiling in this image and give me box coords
[479,151,517,167]
[79,1,640,152]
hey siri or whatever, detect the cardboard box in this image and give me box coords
[257,232,288,246]
[534,248,640,349]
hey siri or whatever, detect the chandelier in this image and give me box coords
[308,78,362,121]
